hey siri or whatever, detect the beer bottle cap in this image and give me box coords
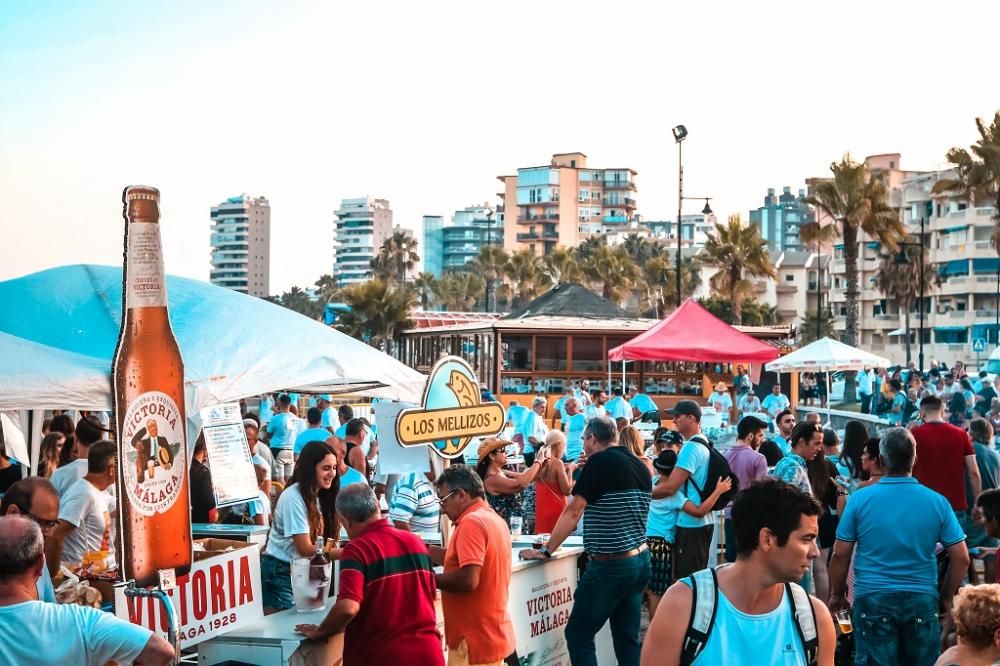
[123,186,160,202]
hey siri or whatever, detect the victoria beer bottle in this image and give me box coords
[113,186,192,587]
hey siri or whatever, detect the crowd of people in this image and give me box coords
[5,369,1000,665]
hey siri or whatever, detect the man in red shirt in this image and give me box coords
[295,484,443,665]
[911,395,982,512]
[433,465,516,666]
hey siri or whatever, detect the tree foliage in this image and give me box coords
[371,230,420,284]
[697,215,776,324]
[933,111,1000,255]
[266,286,324,320]
[334,279,416,352]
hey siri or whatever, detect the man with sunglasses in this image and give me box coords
[433,464,515,666]
[1,477,60,602]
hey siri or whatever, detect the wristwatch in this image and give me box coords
[538,545,553,558]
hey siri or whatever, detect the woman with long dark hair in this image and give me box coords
[36,432,66,479]
[262,440,340,612]
[838,421,869,493]
[49,414,76,467]
[950,391,970,429]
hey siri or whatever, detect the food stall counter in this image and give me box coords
[192,523,270,546]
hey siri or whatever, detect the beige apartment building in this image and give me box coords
[209,194,271,297]
[497,152,638,255]
[825,154,1000,367]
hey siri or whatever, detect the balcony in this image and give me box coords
[602,197,637,208]
[445,244,480,255]
[602,180,636,190]
[775,284,798,294]
[517,214,560,225]
[874,314,900,323]
[517,231,560,242]
[603,215,629,224]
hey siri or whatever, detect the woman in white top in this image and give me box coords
[261,441,339,612]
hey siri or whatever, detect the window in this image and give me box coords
[503,336,532,370]
[571,337,603,371]
[784,274,795,282]
[535,337,567,371]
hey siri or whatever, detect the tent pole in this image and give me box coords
[622,361,626,390]
[826,371,832,425]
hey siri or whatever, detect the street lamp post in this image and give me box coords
[671,124,712,308]
[894,216,927,375]
[485,205,495,313]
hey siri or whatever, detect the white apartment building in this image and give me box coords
[209,194,270,297]
[826,154,1000,367]
[333,197,393,285]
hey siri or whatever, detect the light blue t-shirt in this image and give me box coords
[836,477,965,599]
[320,407,337,429]
[340,466,367,488]
[631,393,657,416]
[507,404,530,430]
[554,396,572,421]
[676,438,712,528]
[605,396,632,420]
[295,427,332,455]
[0,600,152,665]
[266,412,298,450]
[708,392,733,413]
[886,392,907,425]
[761,393,790,417]
[646,476,690,541]
[564,413,586,461]
[259,396,274,423]
[264,484,314,563]
[679,581,807,665]
[772,434,791,456]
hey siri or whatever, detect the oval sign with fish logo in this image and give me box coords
[396,356,505,458]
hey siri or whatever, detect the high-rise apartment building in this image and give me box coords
[498,152,638,255]
[640,213,718,247]
[333,197,393,285]
[825,153,1000,366]
[749,186,815,252]
[209,194,270,297]
[422,205,502,277]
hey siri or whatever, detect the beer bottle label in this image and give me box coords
[126,222,167,309]
[120,391,186,516]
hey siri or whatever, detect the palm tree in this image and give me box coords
[579,244,640,305]
[932,111,1000,254]
[807,156,905,403]
[662,254,704,309]
[574,235,607,263]
[542,246,582,286]
[505,248,548,306]
[314,274,339,303]
[471,245,509,313]
[433,272,485,311]
[335,279,416,353]
[638,256,672,318]
[621,233,660,265]
[800,309,837,344]
[413,272,437,310]
[697,215,776,324]
[806,156,905,346]
[371,230,420,284]
[740,301,779,326]
[268,285,324,320]
[873,243,937,366]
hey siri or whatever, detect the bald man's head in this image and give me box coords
[0,515,43,583]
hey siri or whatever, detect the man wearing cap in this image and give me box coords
[707,382,733,419]
[520,415,651,666]
[652,400,715,578]
[737,388,761,418]
[722,416,769,562]
[315,395,336,432]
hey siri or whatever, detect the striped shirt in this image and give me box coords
[573,446,652,555]
[388,473,440,533]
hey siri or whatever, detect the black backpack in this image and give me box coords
[686,435,738,511]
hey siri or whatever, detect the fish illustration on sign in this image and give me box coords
[396,356,505,458]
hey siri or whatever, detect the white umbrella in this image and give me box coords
[765,337,891,421]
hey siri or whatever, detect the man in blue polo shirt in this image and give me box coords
[828,427,970,666]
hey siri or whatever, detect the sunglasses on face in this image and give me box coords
[25,511,58,530]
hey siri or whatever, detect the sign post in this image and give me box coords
[974,337,987,371]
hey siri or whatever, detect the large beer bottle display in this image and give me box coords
[113,186,192,586]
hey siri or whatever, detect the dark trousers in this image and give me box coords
[860,392,873,414]
[566,549,651,666]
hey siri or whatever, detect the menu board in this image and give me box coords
[199,403,258,508]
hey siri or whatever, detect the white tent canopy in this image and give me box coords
[0,332,113,411]
[765,337,891,373]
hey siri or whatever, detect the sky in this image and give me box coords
[2,0,999,294]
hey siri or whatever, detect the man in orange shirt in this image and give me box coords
[433,465,516,666]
